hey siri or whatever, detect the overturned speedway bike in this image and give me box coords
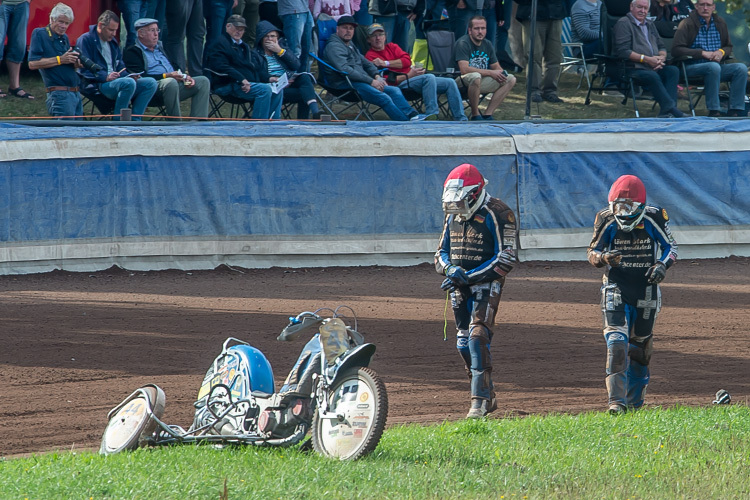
[100,306,388,460]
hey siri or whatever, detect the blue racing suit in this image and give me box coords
[435,196,517,401]
[587,204,678,409]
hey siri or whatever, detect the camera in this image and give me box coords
[71,47,104,73]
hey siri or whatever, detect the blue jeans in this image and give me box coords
[99,77,158,120]
[0,1,30,62]
[46,90,83,119]
[350,82,414,121]
[117,0,148,47]
[352,5,373,26]
[146,0,168,50]
[448,7,480,41]
[281,11,313,71]
[629,66,678,114]
[203,0,234,59]
[217,82,283,119]
[684,61,748,112]
[373,13,411,53]
[399,73,466,120]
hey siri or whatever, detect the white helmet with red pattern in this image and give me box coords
[442,164,488,221]
[608,174,647,232]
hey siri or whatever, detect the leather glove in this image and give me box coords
[445,265,470,286]
[645,261,666,284]
[601,250,622,267]
[440,277,456,291]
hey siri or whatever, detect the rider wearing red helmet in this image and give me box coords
[435,164,518,419]
[588,174,678,415]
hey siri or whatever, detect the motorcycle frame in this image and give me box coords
[118,310,377,449]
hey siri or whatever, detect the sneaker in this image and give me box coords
[657,108,685,118]
[608,403,627,415]
[531,93,543,103]
[727,109,747,117]
[466,395,497,419]
[669,108,685,118]
[707,110,722,117]
[410,113,429,121]
[470,115,485,121]
[542,94,564,103]
[482,114,494,120]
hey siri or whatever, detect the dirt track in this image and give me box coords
[2,258,749,457]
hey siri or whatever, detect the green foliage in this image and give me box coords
[3,405,750,499]
[717,0,750,23]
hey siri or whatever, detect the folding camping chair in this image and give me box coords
[308,17,374,121]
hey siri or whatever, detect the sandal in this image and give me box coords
[9,87,34,99]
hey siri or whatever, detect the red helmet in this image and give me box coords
[442,164,487,221]
[608,175,646,232]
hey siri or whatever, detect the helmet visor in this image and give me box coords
[612,199,642,220]
[611,199,645,231]
[442,199,470,215]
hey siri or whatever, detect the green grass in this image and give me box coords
[2,405,749,499]
[0,67,706,122]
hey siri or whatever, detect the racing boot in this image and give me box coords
[608,403,627,415]
[466,392,497,419]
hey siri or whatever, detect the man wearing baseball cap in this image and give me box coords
[365,23,466,120]
[123,18,211,120]
[204,15,283,119]
[322,16,425,120]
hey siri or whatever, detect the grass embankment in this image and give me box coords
[2,404,748,499]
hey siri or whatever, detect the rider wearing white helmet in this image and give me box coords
[588,174,678,415]
[435,163,518,419]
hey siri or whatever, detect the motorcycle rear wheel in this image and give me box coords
[100,385,166,455]
[311,366,388,460]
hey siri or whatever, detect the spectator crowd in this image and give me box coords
[1,0,749,119]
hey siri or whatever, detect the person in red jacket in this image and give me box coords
[364,23,467,120]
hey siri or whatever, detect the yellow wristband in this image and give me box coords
[639,54,644,63]
[56,55,61,65]
[719,49,725,56]
[163,73,167,79]
[278,48,285,56]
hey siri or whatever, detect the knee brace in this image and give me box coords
[629,336,653,366]
[606,332,628,375]
[468,324,492,373]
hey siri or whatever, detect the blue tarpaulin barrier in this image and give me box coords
[1,119,748,273]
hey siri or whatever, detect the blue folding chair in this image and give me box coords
[309,17,374,121]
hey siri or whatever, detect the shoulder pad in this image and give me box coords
[645,204,669,223]
[486,197,516,224]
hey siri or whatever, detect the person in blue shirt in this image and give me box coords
[28,3,83,118]
[76,10,158,120]
[124,18,211,119]
[587,174,678,415]
[435,164,518,419]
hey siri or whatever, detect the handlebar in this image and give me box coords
[277,306,360,341]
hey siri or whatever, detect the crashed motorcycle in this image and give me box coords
[99,306,388,460]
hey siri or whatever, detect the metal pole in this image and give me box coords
[524,0,539,120]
